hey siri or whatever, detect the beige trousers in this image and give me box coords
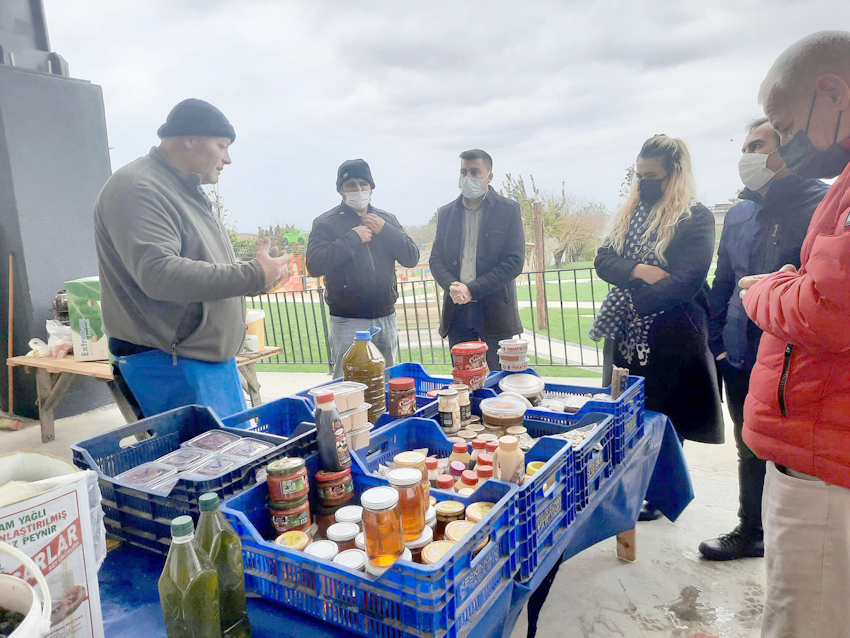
[762,461,850,638]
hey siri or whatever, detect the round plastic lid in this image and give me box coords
[448,382,469,392]
[472,438,487,449]
[335,505,363,524]
[452,442,469,454]
[405,525,434,550]
[477,433,498,442]
[394,451,426,467]
[388,377,415,391]
[425,456,438,470]
[505,426,527,435]
[387,467,422,487]
[334,548,367,570]
[478,452,494,465]
[498,374,545,397]
[436,475,455,489]
[437,388,458,398]
[305,540,339,560]
[327,522,360,541]
[267,457,306,475]
[451,341,488,354]
[449,461,466,476]
[315,391,335,404]
[461,470,478,486]
[354,532,366,550]
[361,486,399,511]
[480,396,528,418]
[171,515,193,537]
[354,330,373,341]
[476,465,494,478]
[498,435,519,451]
[198,492,219,512]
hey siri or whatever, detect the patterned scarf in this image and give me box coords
[589,202,663,366]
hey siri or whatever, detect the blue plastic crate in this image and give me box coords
[221,396,315,435]
[221,459,519,638]
[71,404,317,555]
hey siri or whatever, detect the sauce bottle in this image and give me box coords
[342,328,386,423]
[315,392,351,472]
[195,493,251,637]
[470,439,486,467]
[492,435,525,485]
[455,470,478,493]
[159,516,221,638]
[425,456,439,488]
[448,442,471,469]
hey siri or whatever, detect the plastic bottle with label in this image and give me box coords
[492,435,525,485]
[315,391,352,472]
[342,328,386,423]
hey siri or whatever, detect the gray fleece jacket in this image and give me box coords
[94,147,266,362]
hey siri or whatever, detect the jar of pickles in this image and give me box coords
[387,467,425,541]
[361,486,405,568]
[393,451,429,512]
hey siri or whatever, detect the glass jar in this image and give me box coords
[266,458,309,503]
[387,467,425,541]
[269,495,311,534]
[361,486,405,567]
[388,377,417,417]
[326,522,360,552]
[448,383,472,424]
[405,525,434,563]
[393,451,429,512]
[433,500,465,541]
[315,468,354,508]
[437,389,461,434]
[334,505,363,531]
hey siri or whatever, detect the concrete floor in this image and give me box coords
[0,371,764,638]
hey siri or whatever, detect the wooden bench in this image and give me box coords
[6,347,283,443]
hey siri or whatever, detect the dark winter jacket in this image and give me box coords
[430,189,525,338]
[306,203,419,318]
[708,175,828,371]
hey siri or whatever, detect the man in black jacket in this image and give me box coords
[430,149,525,370]
[700,118,828,561]
[306,159,420,377]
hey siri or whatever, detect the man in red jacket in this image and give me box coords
[740,30,850,636]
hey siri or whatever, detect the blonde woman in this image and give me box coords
[590,134,724,520]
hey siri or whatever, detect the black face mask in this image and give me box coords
[778,91,850,179]
[638,178,664,205]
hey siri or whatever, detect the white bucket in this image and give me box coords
[0,541,52,637]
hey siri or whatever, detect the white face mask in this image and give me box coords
[459,174,490,200]
[738,151,781,191]
[343,189,371,211]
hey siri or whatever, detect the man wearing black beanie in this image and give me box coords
[94,98,290,418]
[307,159,420,378]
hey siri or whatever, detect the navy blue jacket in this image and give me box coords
[708,174,828,371]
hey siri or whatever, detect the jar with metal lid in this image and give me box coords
[388,377,417,417]
[269,494,311,533]
[334,505,363,530]
[315,468,354,507]
[305,539,339,562]
[393,451,429,511]
[326,522,360,552]
[465,502,495,524]
[467,423,485,435]
[404,525,433,563]
[457,429,478,444]
[361,486,405,567]
[274,530,311,551]
[421,540,456,565]
[354,531,366,551]
[433,500,465,540]
[387,467,425,541]
[437,388,461,434]
[444,520,489,557]
[448,383,472,424]
[266,457,309,503]
[333,548,367,572]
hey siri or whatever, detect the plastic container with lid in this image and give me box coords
[421,540,456,565]
[387,467,425,541]
[470,438,487,466]
[466,502,495,524]
[450,341,489,370]
[222,437,275,460]
[157,448,212,471]
[496,348,526,362]
[404,525,434,563]
[501,358,530,372]
[433,500,465,540]
[498,338,529,353]
[334,505,363,529]
[116,462,176,487]
[365,548,412,577]
[456,470,478,493]
[425,456,439,487]
[182,455,245,479]
[315,467,354,507]
[388,377,417,417]
[326,522,360,552]
[342,328,387,423]
[480,396,527,429]
[393,451,430,511]
[448,461,466,480]
[498,373,545,399]
[451,365,489,391]
[493,435,525,485]
[436,474,455,490]
[270,494,311,533]
[266,457,309,503]
[475,464,494,485]
[483,423,506,439]
[338,403,371,433]
[182,429,243,452]
[333,548,367,572]
[304,539,339,561]
[525,460,555,490]
[475,451,494,472]
[346,422,374,451]
[448,441,471,469]
[275,530,311,552]
[361,486,405,567]
[308,381,367,412]
[477,433,498,443]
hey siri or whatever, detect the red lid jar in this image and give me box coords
[451,341,489,370]
[266,458,309,503]
[451,365,489,391]
[388,377,417,418]
[315,468,354,507]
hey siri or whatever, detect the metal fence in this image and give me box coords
[246,266,611,371]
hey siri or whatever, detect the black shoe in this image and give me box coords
[638,501,662,521]
[698,526,764,561]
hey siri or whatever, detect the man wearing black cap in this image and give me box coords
[94,98,290,417]
[306,159,420,377]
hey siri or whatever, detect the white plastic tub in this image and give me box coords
[0,541,51,637]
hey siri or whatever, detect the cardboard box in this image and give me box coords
[65,277,109,361]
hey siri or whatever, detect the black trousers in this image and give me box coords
[719,359,765,535]
[447,304,514,371]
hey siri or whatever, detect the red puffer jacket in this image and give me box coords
[743,148,850,488]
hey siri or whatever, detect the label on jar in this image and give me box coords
[318,480,354,501]
[459,404,471,422]
[333,419,352,468]
[396,394,417,416]
[272,508,309,532]
[439,410,455,430]
[278,475,308,497]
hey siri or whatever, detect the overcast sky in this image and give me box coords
[43,0,850,233]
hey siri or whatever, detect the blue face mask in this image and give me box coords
[778,92,850,179]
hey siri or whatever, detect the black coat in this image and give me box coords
[430,189,525,338]
[306,203,419,318]
[595,203,724,443]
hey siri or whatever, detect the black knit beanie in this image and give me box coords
[157,98,236,142]
[336,159,375,191]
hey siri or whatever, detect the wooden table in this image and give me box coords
[6,346,283,443]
